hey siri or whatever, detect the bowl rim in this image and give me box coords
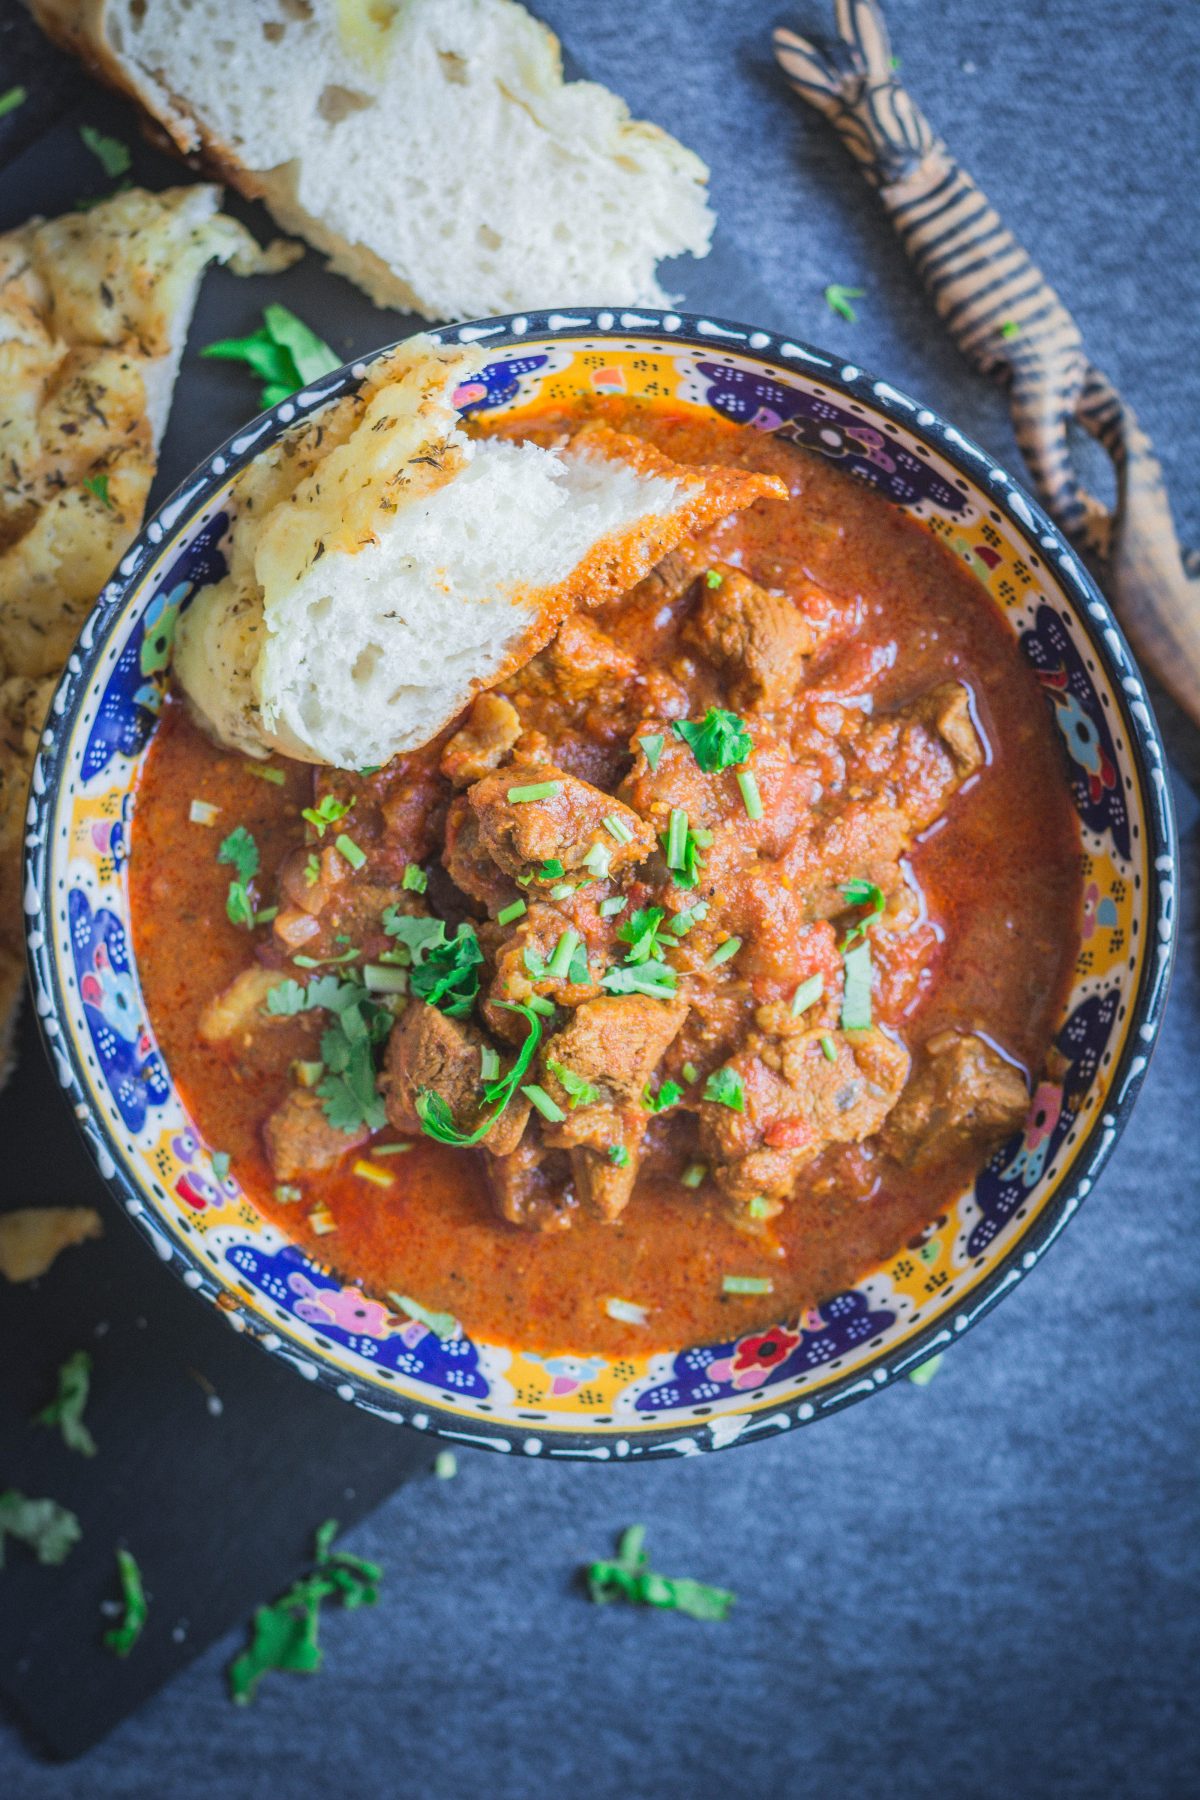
[24,307,1179,1460]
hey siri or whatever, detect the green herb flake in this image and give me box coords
[665,808,689,871]
[820,1033,838,1062]
[83,472,113,510]
[79,124,131,177]
[211,1151,231,1182]
[408,923,483,1018]
[705,936,742,969]
[217,825,259,884]
[395,862,426,894]
[790,974,824,1016]
[682,1062,699,1084]
[582,842,611,878]
[304,853,321,887]
[608,1145,630,1167]
[538,858,565,880]
[704,569,724,590]
[506,781,561,803]
[0,1491,81,1568]
[522,1083,567,1124]
[34,1350,96,1457]
[722,1274,774,1296]
[703,1066,745,1112]
[603,813,634,845]
[545,927,581,982]
[599,896,628,919]
[547,1059,602,1109]
[605,1297,649,1326]
[669,902,708,937]
[315,989,392,1135]
[497,899,527,926]
[642,1078,683,1114]
[679,1162,707,1190]
[672,708,753,773]
[638,733,665,772]
[840,879,886,949]
[244,761,285,785]
[301,794,352,837]
[203,305,338,412]
[333,832,367,872]
[388,1294,457,1339]
[585,1526,734,1622]
[908,1353,945,1387]
[617,906,667,965]
[736,769,763,822]
[0,85,27,120]
[480,1045,501,1085]
[102,1548,148,1658]
[824,282,866,324]
[416,1002,542,1146]
[1000,320,1021,341]
[600,960,678,999]
[747,1195,774,1219]
[228,1519,381,1704]
[840,939,873,1030]
[274,1184,301,1203]
[434,1450,458,1480]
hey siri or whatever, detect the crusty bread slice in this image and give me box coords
[0,184,294,1087]
[175,336,786,771]
[29,0,715,319]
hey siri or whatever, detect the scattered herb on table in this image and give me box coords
[102,1548,148,1657]
[585,1526,734,1621]
[0,85,27,120]
[202,303,339,410]
[908,1353,944,1387]
[0,1491,81,1568]
[79,124,131,178]
[823,282,866,323]
[34,1349,96,1458]
[1000,320,1021,340]
[434,1451,458,1480]
[672,708,752,772]
[83,473,113,510]
[228,1519,381,1704]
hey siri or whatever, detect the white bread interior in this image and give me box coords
[28,0,715,319]
[175,335,786,771]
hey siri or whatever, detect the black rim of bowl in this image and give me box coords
[24,309,1179,1461]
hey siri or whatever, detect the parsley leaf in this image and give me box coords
[409,924,483,1018]
[642,1079,683,1114]
[824,282,866,324]
[202,304,339,413]
[0,1491,81,1568]
[316,992,390,1134]
[586,1525,734,1621]
[703,1066,745,1111]
[79,124,131,177]
[34,1349,96,1457]
[302,794,352,837]
[83,473,113,510]
[547,1059,602,1109]
[617,906,668,965]
[638,733,664,772]
[103,1548,148,1657]
[840,879,885,949]
[0,86,27,120]
[672,709,752,773]
[600,960,678,999]
[228,1518,381,1704]
[416,1002,543,1146]
[217,826,259,884]
[382,910,447,963]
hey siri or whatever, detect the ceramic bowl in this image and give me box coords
[24,311,1177,1460]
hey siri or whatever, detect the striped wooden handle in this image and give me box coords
[775,0,1200,728]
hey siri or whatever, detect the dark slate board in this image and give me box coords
[0,9,778,1762]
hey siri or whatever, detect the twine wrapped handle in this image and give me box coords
[775,0,1200,728]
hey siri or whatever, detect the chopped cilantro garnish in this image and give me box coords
[547,1059,602,1109]
[601,960,678,999]
[304,853,321,887]
[228,1518,381,1704]
[703,1066,745,1111]
[218,825,259,883]
[824,282,866,323]
[682,1062,699,1084]
[400,864,427,893]
[680,1162,707,1189]
[736,769,763,822]
[0,1491,81,1568]
[507,781,561,803]
[266,979,307,1012]
[102,1548,147,1658]
[497,899,527,926]
[245,762,285,785]
[383,910,446,961]
[791,974,824,1016]
[642,1079,682,1114]
[549,883,577,902]
[586,1526,734,1621]
[603,813,634,845]
[434,1451,458,1480]
[302,794,352,837]
[820,1033,838,1062]
[608,1145,630,1167]
[599,896,628,919]
[0,85,27,120]
[34,1350,96,1457]
[1000,320,1021,341]
[582,842,611,878]
[722,1274,774,1295]
[705,937,742,968]
[522,1082,566,1123]
[416,1002,542,1145]
[638,733,665,771]
[840,940,872,1029]
[747,1195,775,1219]
[669,902,708,937]
[617,906,667,965]
[83,473,113,510]
[480,1045,501,1084]
[908,1353,944,1387]
[334,832,366,872]
[705,569,724,590]
[545,928,581,982]
[203,304,339,412]
[840,879,885,949]
[316,992,391,1133]
[672,708,752,772]
[79,124,131,177]
[538,858,565,880]
[658,817,704,889]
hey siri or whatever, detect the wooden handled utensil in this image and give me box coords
[775,0,1200,729]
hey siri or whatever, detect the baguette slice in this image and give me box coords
[30,0,716,319]
[175,335,786,771]
[0,184,295,1086]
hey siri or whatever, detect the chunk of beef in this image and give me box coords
[442,794,514,913]
[684,565,816,711]
[701,1028,910,1210]
[486,1131,577,1233]
[536,996,688,1221]
[468,761,656,882]
[482,903,603,1043]
[440,693,521,788]
[545,617,638,702]
[264,1089,367,1181]
[380,1001,528,1155]
[637,541,708,607]
[881,1030,1027,1170]
[914,681,985,776]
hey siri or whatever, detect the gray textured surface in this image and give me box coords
[2,1,1198,1795]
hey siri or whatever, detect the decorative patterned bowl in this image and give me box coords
[24,312,1176,1461]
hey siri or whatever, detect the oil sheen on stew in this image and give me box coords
[130,400,1082,1356]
